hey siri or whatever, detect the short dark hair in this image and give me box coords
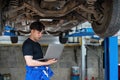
[30,21,45,32]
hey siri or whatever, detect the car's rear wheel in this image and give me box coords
[92,0,120,38]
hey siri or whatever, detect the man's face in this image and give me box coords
[31,29,43,41]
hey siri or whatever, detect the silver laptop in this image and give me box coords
[38,44,64,61]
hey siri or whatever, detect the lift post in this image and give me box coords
[104,37,118,80]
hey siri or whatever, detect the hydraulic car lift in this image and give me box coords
[66,28,118,80]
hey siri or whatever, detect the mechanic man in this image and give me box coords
[22,21,57,80]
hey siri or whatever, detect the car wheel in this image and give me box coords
[59,32,68,44]
[92,0,120,38]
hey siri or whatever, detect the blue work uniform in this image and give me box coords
[22,38,54,80]
[25,65,54,80]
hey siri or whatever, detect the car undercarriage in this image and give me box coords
[0,0,120,39]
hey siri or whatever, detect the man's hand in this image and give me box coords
[46,58,58,65]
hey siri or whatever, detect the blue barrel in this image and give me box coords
[71,75,79,80]
[71,66,80,80]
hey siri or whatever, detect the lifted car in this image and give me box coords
[0,0,120,40]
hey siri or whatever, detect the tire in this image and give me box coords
[59,32,68,44]
[10,36,18,43]
[92,0,120,38]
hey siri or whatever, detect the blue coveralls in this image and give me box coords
[25,66,54,80]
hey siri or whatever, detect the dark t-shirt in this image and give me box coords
[22,38,43,60]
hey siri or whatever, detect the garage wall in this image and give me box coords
[86,46,104,80]
[0,46,25,80]
[0,45,118,80]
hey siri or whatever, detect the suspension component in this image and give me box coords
[9,0,19,9]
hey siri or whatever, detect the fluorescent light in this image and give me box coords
[40,19,53,22]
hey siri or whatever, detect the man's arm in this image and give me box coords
[24,56,57,66]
